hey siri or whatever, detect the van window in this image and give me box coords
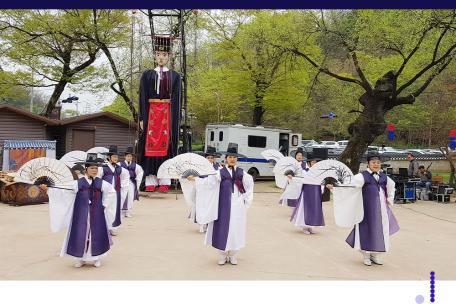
[248,135,267,148]
[291,135,299,146]
[219,131,224,141]
[210,131,214,141]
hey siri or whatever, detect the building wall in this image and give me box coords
[0,109,47,169]
[46,126,66,159]
[64,116,136,156]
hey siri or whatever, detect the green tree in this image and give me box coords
[0,10,104,116]
[203,10,314,126]
[103,95,135,120]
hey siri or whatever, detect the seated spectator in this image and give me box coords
[416,165,432,191]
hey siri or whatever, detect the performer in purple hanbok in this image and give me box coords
[330,153,399,266]
[287,153,326,234]
[282,147,308,208]
[120,147,144,218]
[186,143,254,266]
[40,154,116,268]
[97,145,130,236]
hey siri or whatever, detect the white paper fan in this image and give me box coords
[274,172,289,189]
[157,153,216,179]
[157,159,175,179]
[299,159,354,185]
[87,147,108,159]
[14,157,75,186]
[273,156,302,177]
[261,149,284,163]
[60,150,87,168]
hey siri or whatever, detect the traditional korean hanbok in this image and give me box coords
[332,168,399,265]
[204,166,254,253]
[47,175,117,265]
[97,146,130,232]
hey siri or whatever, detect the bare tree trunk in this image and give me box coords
[340,93,387,173]
[43,79,67,116]
[252,83,266,126]
[253,102,264,126]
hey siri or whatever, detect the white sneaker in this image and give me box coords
[125,212,132,218]
[94,260,102,268]
[218,255,228,265]
[370,254,383,265]
[363,257,372,266]
[74,261,84,268]
[303,228,311,235]
[199,225,205,233]
[229,256,238,265]
[308,227,314,234]
[109,229,118,236]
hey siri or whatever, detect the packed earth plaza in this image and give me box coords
[1,178,455,280]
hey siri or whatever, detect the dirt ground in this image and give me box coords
[1,181,455,280]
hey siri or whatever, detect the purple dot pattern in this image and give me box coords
[415,295,424,304]
[430,271,435,303]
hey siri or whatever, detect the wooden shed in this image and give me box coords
[0,104,137,163]
[54,112,137,158]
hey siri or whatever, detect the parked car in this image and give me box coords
[337,140,349,148]
[321,141,340,149]
[407,149,427,155]
[301,139,319,146]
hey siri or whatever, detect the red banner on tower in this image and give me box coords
[145,99,170,157]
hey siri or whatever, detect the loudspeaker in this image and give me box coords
[312,148,328,160]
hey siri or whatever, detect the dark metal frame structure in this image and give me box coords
[147,9,192,153]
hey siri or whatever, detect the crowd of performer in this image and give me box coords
[38,143,399,270]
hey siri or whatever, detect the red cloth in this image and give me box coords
[145,99,171,157]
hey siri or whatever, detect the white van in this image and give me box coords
[205,123,302,179]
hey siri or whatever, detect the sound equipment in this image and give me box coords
[312,148,328,160]
[437,194,451,203]
[399,168,409,177]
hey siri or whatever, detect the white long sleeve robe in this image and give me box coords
[48,177,116,261]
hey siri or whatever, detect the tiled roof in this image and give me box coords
[3,140,56,150]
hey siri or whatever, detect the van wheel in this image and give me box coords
[248,168,259,181]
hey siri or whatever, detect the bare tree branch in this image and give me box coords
[412,57,454,98]
[394,27,432,80]
[396,42,456,95]
[282,46,366,88]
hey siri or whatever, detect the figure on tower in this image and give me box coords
[138,35,182,193]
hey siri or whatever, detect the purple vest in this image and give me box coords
[66,177,110,258]
[102,165,122,191]
[102,165,122,227]
[211,166,245,251]
[121,161,137,181]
